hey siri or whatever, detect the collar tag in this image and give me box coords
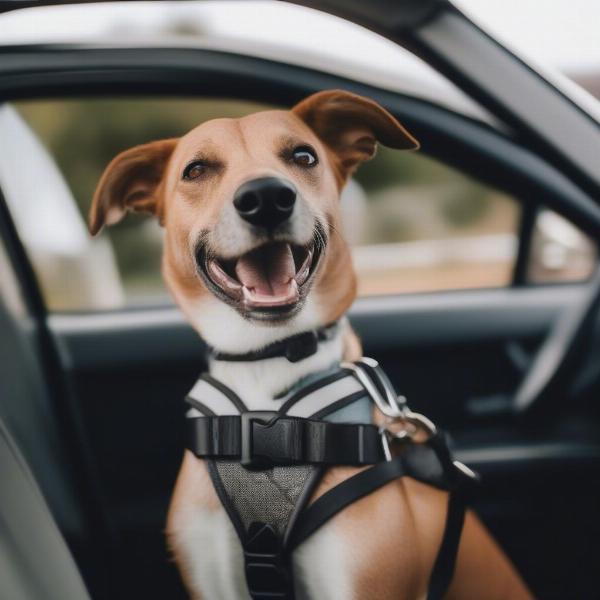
[285,331,318,363]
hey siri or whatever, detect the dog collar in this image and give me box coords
[209,321,339,363]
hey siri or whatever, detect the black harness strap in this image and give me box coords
[286,435,474,600]
[186,413,385,469]
[427,488,467,600]
[276,369,349,411]
[286,454,407,550]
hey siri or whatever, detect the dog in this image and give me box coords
[89,90,531,599]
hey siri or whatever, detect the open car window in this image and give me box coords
[5,95,597,313]
[2,96,528,312]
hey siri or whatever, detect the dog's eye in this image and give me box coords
[183,161,207,180]
[292,146,318,167]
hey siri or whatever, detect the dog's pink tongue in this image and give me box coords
[235,243,296,297]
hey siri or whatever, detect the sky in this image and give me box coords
[456,0,600,73]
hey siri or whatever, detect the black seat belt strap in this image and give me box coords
[426,488,467,600]
[286,440,473,600]
[286,455,406,550]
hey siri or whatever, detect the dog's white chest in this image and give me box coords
[177,505,353,600]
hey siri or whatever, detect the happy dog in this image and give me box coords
[90,90,531,599]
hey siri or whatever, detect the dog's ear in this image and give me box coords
[293,90,419,184]
[88,138,178,235]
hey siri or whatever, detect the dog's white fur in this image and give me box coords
[190,295,347,406]
[172,491,353,600]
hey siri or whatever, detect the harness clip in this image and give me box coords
[240,411,280,470]
[342,359,406,418]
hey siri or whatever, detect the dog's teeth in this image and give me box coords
[206,240,315,310]
[295,249,313,285]
[209,260,242,290]
[241,280,299,308]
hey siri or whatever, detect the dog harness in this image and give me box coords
[185,346,477,600]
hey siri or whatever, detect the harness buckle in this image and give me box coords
[240,411,280,470]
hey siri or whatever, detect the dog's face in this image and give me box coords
[89,91,418,339]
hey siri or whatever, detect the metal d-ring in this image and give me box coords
[402,408,438,437]
[379,427,393,461]
[341,360,404,418]
[358,357,406,412]
[379,421,417,461]
[343,358,439,460]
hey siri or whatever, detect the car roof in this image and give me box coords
[0,0,500,125]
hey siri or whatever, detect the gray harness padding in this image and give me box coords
[185,363,475,600]
[214,462,316,539]
[186,367,371,578]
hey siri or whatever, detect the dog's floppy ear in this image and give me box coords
[293,90,419,185]
[88,138,178,235]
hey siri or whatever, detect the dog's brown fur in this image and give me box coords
[90,90,532,599]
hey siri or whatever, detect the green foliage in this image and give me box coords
[355,146,456,191]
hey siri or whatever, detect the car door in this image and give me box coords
[1,3,599,600]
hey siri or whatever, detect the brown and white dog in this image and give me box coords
[89,90,532,599]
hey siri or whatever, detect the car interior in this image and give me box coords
[1,1,599,600]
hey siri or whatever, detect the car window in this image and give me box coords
[8,98,274,310]
[0,94,557,312]
[526,209,597,284]
[345,148,520,296]
[3,97,526,311]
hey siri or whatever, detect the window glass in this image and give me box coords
[526,209,597,284]
[349,149,520,296]
[7,97,521,311]
[11,98,273,310]
[455,0,600,85]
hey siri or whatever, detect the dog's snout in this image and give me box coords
[233,177,296,230]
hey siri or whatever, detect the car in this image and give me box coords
[0,1,599,599]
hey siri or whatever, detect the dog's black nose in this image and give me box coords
[233,177,296,229]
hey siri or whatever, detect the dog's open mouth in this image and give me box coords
[196,233,323,316]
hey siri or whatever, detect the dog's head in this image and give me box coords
[89,90,418,346]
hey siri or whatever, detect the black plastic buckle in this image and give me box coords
[244,522,290,599]
[285,331,318,362]
[240,411,280,470]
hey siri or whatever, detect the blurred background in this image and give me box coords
[1,0,597,311]
[0,5,599,599]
